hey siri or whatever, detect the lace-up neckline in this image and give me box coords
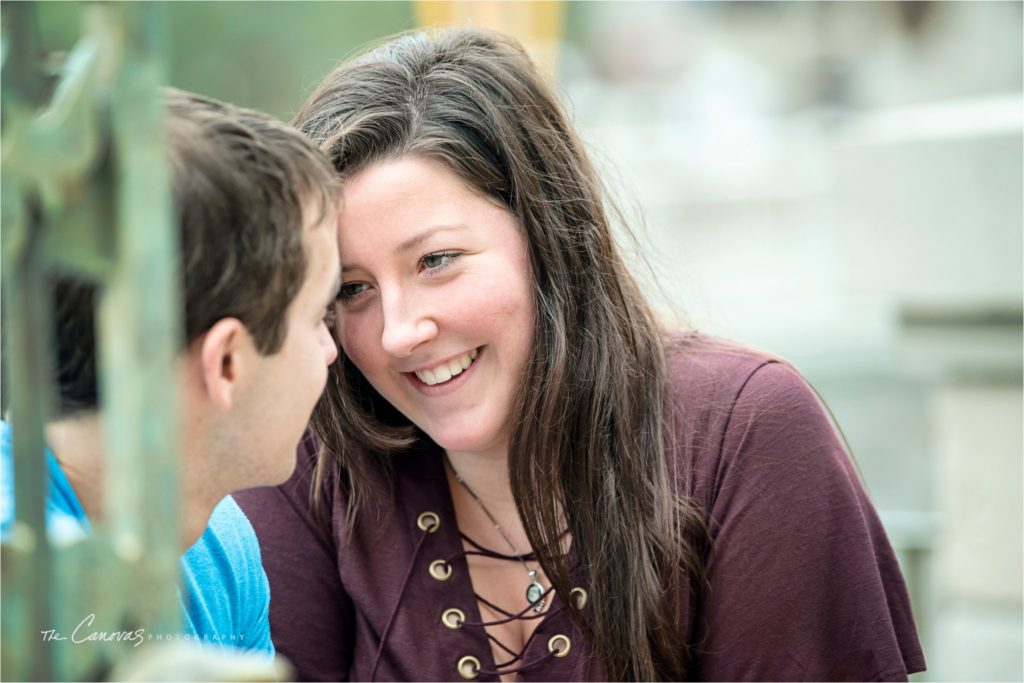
[424,522,567,680]
[366,444,587,682]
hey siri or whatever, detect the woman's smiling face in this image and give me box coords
[334,156,535,457]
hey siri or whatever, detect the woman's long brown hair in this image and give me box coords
[297,28,706,681]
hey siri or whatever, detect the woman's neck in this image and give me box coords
[445,445,534,550]
[444,445,514,504]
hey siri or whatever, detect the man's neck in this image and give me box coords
[46,415,106,523]
[45,414,220,551]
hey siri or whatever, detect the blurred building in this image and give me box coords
[559,3,1023,681]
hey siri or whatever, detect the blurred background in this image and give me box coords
[33,2,1024,680]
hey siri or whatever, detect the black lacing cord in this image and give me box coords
[475,594,546,623]
[478,592,569,672]
[460,531,538,561]
[370,521,578,680]
[447,533,571,679]
[369,529,432,681]
[476,650,560,678]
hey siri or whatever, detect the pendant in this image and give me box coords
[526,569,545,613]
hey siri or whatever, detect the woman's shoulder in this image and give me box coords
[661,332,843,497]
[662,332,798,407]
[664,334,926,680]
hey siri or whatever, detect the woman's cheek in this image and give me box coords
[343,323,386,380]
[337,319,364,365]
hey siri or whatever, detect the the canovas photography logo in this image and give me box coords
[40,613,248,647]
[40,613,146,648]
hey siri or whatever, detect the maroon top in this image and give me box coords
[236,335,925,681]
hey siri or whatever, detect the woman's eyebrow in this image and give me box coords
[395,225,464,255]
[340,225,467,270]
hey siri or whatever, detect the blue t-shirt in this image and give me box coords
[0,421,273,655]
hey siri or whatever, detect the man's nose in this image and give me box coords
[320,320,339,365]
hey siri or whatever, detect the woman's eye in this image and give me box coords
[338,282,369,301]
[420,251,460,272]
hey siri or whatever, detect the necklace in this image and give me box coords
[445,455,546,613]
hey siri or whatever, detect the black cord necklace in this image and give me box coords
[445,454,546,613]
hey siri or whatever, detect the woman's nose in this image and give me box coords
[380,290,437,358]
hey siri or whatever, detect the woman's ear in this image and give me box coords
[198,318,248,411]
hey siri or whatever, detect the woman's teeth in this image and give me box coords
[414,348,479,386]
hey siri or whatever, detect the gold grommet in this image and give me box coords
[570,586,588,609]
[429,559,452,581]
[441,607,465,630]
[548,634,571,657]
[457,655,481,680]
[417,511,440,533]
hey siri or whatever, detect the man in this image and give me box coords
[1,88,341,652]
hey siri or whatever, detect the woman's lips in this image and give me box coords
[406,346,483,395]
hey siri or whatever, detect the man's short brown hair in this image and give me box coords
[52,88,339,415]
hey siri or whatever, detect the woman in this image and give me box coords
[235,28,925,681]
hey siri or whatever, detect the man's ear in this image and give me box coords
[197,318,250,411]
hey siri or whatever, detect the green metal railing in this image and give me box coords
[1,3,182,679]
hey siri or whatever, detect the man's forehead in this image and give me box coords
[304,193,341,231]
[304,216,340,283]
